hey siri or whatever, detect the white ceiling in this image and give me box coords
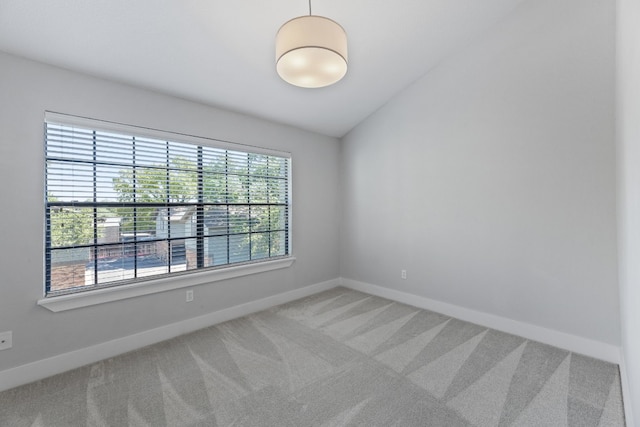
[0,0,526,137]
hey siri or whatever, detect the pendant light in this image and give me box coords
[275,0,348,88]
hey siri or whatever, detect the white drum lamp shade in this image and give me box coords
[276,15,348,88]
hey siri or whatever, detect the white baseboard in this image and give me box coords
[0,279,340,393]
[619,353,636,427]
[1,277,624,395]
[340,278,621,364]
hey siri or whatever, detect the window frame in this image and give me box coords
[40,112,294,312]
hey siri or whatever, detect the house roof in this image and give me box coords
[157,207,196,223]
[157,206,227,227]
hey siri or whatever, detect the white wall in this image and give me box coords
[340,0,619,347]
[0,52,340,373]
[617,0,640,423]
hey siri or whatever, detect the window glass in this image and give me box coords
[45,115,290,296]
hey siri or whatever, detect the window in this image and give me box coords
[45,113,290,297]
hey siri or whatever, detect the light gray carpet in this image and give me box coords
[0,287,626,426]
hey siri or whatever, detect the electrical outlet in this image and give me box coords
[401,270,407,280]
[0,331,12,350]
[186,290,194,302]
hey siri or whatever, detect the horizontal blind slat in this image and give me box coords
[45,116,290,296]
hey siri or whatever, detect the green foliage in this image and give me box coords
[106,153,288,261]
[49,206,94,247]
[111,157,198,232]
[48,153,288,257]
[112,157,199,204]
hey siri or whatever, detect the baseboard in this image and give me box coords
[0,278,340,393]
[1,277,623,394]
[619,353,636,427]
[340,278,621,364]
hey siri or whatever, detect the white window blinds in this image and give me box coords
[45,113,290,296]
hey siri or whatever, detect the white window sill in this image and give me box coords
[38,256,296,312]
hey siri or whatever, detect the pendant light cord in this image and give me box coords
[308,0,312,15]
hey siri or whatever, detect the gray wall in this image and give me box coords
[0,0,629,408]
[0,52,340,372]
[617,0,640,422]
[340,0,619,346]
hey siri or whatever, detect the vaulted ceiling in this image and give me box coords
[0,0,526,137]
